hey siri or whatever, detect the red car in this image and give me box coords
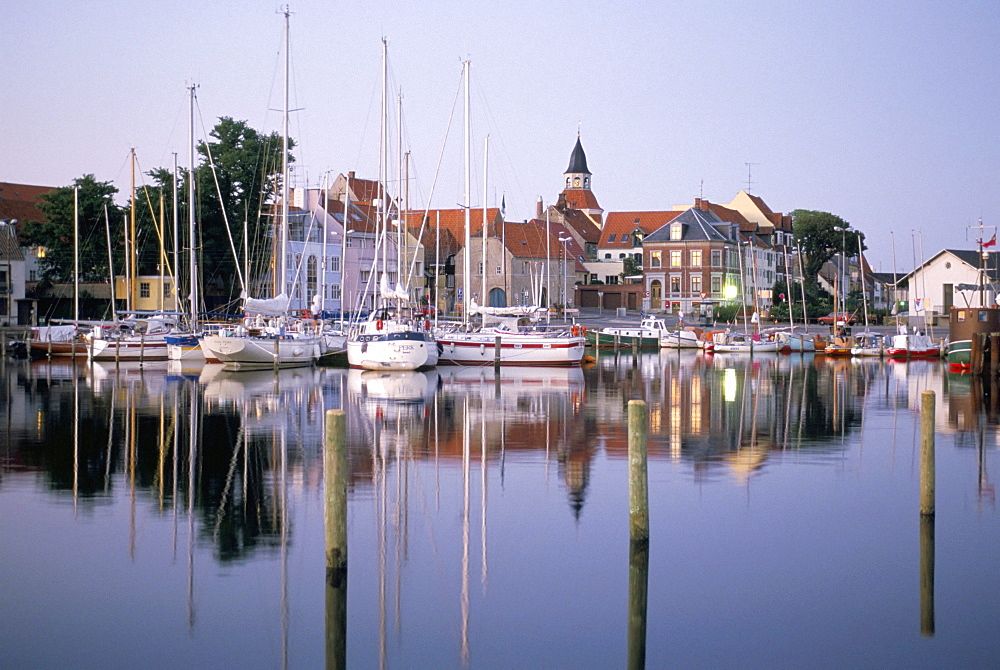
[817,311,855,325]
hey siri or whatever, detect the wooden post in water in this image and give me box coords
[494,334,501,370]
[971,334,983,376]
[920,390,935,517]
[324,409,348,669]
[920,513,935,637]
[614,333,621,353]
[628,399,649,544]
[627,539,649,670]
[273,338,280,373]
[990,334,1000,377]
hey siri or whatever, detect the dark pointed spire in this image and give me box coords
[565,134,590,176]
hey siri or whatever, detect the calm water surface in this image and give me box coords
[1,352,999,668]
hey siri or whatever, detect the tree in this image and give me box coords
[791,209,866,287]
[20,175,122,282]
[621,256,641,280]
[192,117,293,306]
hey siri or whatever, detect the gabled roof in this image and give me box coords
[404,208,502,257]
[643,207,732,244]
[601,211,682,247]
[0,181,54,225]
[556,207,602,243]
[565,135,590,175]
[0,225,23,261]
[500,220,587,270]
[560,188,601,211]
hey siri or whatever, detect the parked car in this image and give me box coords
[817,311,855,325]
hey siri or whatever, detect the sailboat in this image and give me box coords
[345,39,439,371]
[199,9,322,370]
[434,60,585,367]
[851,237,885,357]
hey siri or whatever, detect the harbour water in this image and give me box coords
[2,352,999,668]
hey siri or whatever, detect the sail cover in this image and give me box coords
[243,292,291,316]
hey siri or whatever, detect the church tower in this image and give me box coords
[564,133,592,190]
[557,133,602,219]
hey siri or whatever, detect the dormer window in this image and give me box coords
[608,234,616,243]
[670,223,682,241]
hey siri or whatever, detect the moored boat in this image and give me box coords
[947,305,1000,370]
[587,314,668,349]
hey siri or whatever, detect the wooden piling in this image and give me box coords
[971,333,983,376]
[273,337,280,373]
[494,334,501,370]
[628,399,649,544]
[919,513,935,637]
[990,334,1000,377]
[920,390,935,517]
[325,409,348,580]
[627,540,649,670]
[614,333,621,353]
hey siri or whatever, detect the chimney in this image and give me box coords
[348,171,355,180]
[536,196,543,220]
[694,197,702,210]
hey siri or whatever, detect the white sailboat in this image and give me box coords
[434,60,585,367]
[346,39,438,371]
[199,8,322,370]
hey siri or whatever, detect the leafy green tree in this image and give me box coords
[621,255,641,280]
[192,117,292,305]
[791,210,866,287]
[20,175,122,282]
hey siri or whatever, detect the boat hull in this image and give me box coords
[200,334,322,370]
[347,331,438,371]
[437,331,586,366]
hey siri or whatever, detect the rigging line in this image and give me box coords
[196,98,246,291]
[403,68,463,290]
[472,78,530,216]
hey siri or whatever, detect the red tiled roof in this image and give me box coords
[0,182,55,224]
[403,208,501,256]
[500,220,587,270]
[559,208,602,243]
[601,211,682,246]
[561,188,601,211]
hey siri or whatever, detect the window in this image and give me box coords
[604,253,611,260]
[670,276,681,293]
[307,256,318,301]
[649,251,662,268]
[478,262,484,274]
[691,276,702,294]
[139,282,150,298]
[590,274,598,283]
[711,249,722,267]
[711,276,722,294]
[522,261,530,273]
[619,253,626,259]
[360,270,371,283]
[605,275,618,285]
[346,236,355,248]
[690,250,702,266]
[163,282,171,298]
[331,284,341,300]
[609,234,616,243]
[331,256,341,273]
[496,265,502,275]
[670,250,682,267]
[29,270,37,281]
[670,224,682,240]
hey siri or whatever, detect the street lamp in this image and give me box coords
[339,229,355,330]
[558,235,572,323]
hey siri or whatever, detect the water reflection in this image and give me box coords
[3,352,1000,667]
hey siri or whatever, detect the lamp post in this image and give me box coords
[339,229,354,331]
[558,235,572,323]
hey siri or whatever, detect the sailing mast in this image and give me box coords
[481,135,488,310]
[187,84,198,331]
[462,59,471,327]
[279,6,291,307]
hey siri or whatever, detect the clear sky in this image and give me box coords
[5,0,999,274]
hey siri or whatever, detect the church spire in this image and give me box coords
[564,133,591,190]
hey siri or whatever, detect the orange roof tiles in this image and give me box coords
[601,211,682,246]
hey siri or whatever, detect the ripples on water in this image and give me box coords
[2,352,999,667]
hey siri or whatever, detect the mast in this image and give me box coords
[129,148,136,312]
[858,235,869,329]
[103,205,117,323]
[462,59,471,326]
[73,186,79,324]
[379,37,389,310]
[481,135,488,310]
[279,6,291,304]
[172,153,179,316]
[188,84,199,330]
[546,208,551,325]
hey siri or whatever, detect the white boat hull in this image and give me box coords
[436,330,586,366]
[200,334,322,369]
[347,331,438,370]
[660,330,702,349]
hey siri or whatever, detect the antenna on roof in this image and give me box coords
[699,179,704,200]
[745,162,758,193]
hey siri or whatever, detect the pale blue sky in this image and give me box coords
[4,0,999,273]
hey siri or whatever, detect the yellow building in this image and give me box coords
[114,275,180,312]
